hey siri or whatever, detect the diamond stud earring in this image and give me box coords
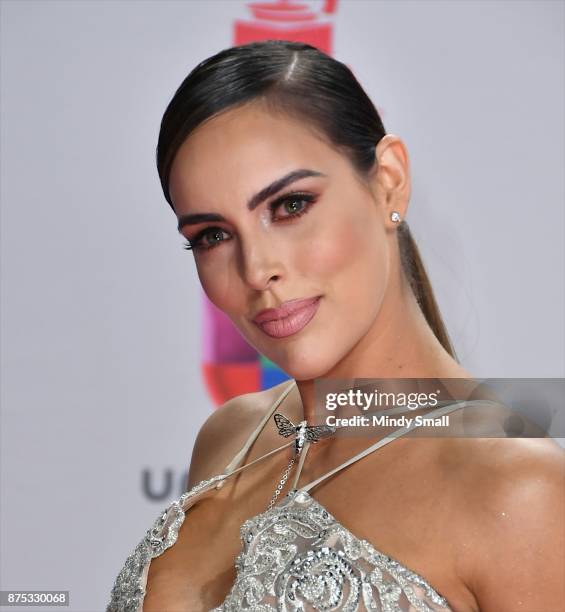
[390,211,402,223]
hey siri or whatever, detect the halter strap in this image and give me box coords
[222,379,296,474]
[294,399,500,495]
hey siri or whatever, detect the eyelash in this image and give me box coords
[182,191,317,253]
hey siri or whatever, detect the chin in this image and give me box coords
[267,349,338,382]
[241,324,341,381]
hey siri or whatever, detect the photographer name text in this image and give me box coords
[326,414,450,428]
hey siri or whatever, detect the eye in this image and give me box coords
[269,192,317,221]
[182,191,317,253]
[183,227,230,252]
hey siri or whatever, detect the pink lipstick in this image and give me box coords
[252,296,322,339]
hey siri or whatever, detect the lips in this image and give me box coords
[252,296,322,339]
[252,296,322,323]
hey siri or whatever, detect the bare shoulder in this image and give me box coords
[445,436,565,611]
[186,381,294,490]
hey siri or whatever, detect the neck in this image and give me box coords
[291,271,473,426]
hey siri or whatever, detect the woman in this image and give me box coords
[107,40,564,611]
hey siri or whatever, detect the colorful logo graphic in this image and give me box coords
[235,0,337,47]
[202,0,338,405]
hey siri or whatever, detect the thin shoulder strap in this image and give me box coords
[223,379,297,474]
[296,399,498,495]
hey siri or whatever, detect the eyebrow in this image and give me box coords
[176,168,326,233]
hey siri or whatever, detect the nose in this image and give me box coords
[239,234,285,291]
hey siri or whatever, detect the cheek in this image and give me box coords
[301,212,389,335]
[195,258,241,312]
[300,213,388,291]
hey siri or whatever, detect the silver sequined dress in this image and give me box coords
[107,382,477,611]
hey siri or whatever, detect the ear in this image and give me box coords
[371,134,412,225]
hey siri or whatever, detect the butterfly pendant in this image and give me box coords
[273,413,337,456]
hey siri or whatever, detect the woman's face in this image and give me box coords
[169,102,397,380]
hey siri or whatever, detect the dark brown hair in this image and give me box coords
[156,40,458,360]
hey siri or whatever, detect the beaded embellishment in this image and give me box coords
[210,489,453,612]
[106,473,227,612]
[107,478,453,611]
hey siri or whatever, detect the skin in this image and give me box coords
[169,100,473,419]
[144,100,565,611]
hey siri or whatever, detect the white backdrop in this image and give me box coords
[1,1,563,610]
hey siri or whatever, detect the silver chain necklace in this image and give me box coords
[266,414,339,510]
[266,399,455,510]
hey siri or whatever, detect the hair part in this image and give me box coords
[156,40,458,360]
